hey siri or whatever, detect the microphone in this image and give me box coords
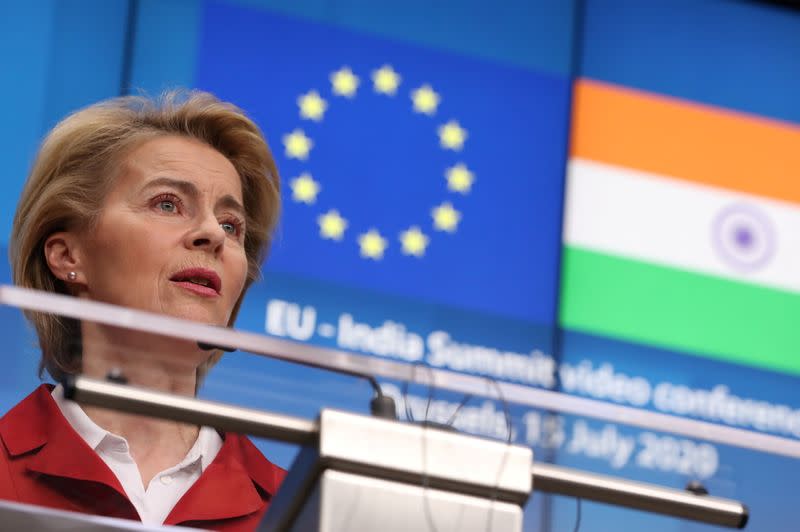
[197,341,236,352]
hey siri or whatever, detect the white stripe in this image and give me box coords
[564,158,800,294]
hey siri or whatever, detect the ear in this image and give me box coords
[44,231,86,286]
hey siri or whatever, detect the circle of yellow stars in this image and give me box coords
[284,64,475,261]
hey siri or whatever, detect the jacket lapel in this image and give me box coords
[0,385,130,502]
[165,432,285,525]
[1,385,285,526]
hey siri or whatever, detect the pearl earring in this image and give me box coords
[67,272,77,281]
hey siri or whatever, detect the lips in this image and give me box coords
[170,268,221,296]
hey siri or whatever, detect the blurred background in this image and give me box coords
[1,0,799,530]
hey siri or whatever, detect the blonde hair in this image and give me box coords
[10,90,281,382]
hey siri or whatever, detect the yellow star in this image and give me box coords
[330,66,359,98]
[282,129,313,160]
[372,65,401,95]
[317,209,348,241]
[399,226,429,257]
[411,84,440,115]
[297,90,327,121]
[358,229,388,260]
[289,173,320,204]
[431,202,461,233]
[438,120,467,151]
[445,163,475,194]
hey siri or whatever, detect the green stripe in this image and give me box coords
[560,246,800,376]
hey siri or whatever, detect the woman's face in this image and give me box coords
[79,135,248,326]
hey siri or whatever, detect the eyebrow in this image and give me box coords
[143,177,246,218]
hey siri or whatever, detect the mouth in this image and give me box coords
[170,268,222,297]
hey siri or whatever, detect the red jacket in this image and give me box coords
[0,385,286,530]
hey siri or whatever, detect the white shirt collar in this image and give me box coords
[51,383,220,473]
[50,383,224,525]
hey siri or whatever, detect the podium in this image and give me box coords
[64,376,748,531]
[258,409,532,531]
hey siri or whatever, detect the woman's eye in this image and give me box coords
[158,200,177,213]
[220,221,238,235]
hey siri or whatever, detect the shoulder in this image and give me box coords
[0,385,54,456]
[0,385,56,500]
[221,432,287,497]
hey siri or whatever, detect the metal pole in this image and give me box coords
[532,462,747,529]
[63,375,317,445]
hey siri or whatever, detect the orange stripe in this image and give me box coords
[570,78,800,205]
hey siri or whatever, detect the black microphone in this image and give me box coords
[197,341,236,353]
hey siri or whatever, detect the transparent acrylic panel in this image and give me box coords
[0,286,796,531]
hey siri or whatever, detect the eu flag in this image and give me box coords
[195,1,571,325]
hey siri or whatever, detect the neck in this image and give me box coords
[76,322,209,467]
[80,321,208,394]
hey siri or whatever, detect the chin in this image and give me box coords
[166,304,227,326]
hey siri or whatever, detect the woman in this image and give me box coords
[0,91,284,530]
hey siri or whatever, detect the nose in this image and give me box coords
[185,211,226,255]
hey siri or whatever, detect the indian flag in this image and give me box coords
[561,79,800,376]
